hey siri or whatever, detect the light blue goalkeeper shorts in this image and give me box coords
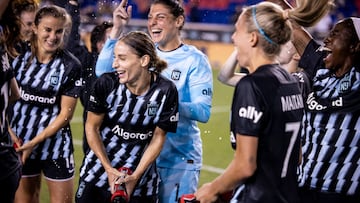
[157,167,200,203]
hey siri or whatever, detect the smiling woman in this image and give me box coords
[75,31,179,203]
[269,0,360,203]
[95,1,214,202]
[9,5,82,203]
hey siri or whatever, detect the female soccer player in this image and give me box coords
[0,0,22,202]
[9,5,82,203]
[271,0,360,202]
[75,31,179,203]
[194,0,332,202]
[95,1,213,202]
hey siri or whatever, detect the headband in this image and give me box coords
[252,6,275,45]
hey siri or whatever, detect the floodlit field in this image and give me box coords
[39,69,236,202]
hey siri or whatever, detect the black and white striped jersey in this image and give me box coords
[298,40,360,195]
[231,64,304,203]
[79,72,178,196]
[0,40,22,180]
[0,50,12,139]
[10,50,82,160]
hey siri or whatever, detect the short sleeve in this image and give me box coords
[230,76,265,137]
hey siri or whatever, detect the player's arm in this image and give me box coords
[85,110,123,193]
[124,126,166,195]
[180,57,213,123]
[9,77,20,103]
[7,118,21,148]
[109,0,132,40]
[195,134,258,202]
[95,0,132,77]
[16,95,78,162]
[95,39,117,77]
[85,111,109,169]
[217,48,247,87]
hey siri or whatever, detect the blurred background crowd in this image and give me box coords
[36,0,360,65]
[74,0,359,24]
[40,0,359,41]
[34,0,359,39]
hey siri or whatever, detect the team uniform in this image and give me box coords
[65,0,100,154]
[298,40,360,202]
[230,64,304,203]
[229,70,311,150]
[0,36,22,203]
[155,44,213,202]
[75,72,178,203]
[10,50,82,179]
[96,39,213,202]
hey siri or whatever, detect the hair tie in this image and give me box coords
[252,6,275,45]
[283,9,290,20]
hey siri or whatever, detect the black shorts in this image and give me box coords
[299,187,360,203]
[0,166,22,203]
[22,155,75,180]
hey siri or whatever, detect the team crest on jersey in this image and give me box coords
[171,70,181,81]
[339,74,350,93]
[50,71,60,86]
[147,102,159,116]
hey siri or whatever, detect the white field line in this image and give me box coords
[71,105,229,174]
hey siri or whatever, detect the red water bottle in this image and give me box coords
[179,194,199,203]
[111,167,132,203]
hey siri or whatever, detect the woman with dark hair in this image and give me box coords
[0,0,22,202]
[75,31,179,203]
[12,0,38,55]
[9,5,82,203]
[271,0,360,202]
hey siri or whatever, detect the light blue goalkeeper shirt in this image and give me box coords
[95,38,213,170]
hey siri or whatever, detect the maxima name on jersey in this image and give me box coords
[281,94,304,112]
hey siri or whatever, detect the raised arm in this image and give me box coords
[95,0,132,77]
[109,0,132,39]
[217,49,247,87]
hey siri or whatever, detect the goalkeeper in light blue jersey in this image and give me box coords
[95,0,213,202]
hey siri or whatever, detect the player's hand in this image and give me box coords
[123,173,139,197]
[16,141,35,164]
[194,182,219,203]
[113,0,132,31]
[106,167,123,194]
[8,127,22,149]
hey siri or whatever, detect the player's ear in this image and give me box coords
[175,15,185,29]
[140,54,150,68]
[250,31,259,47]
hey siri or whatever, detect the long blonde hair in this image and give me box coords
[289,0,334,27]
[241,0,333,57]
